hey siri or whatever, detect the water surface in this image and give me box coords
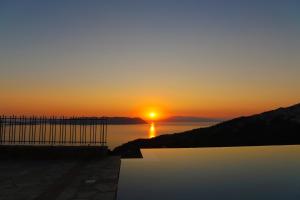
[118,146,300,200]
[108,122,215,149]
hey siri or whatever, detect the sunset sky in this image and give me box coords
[1,0,300,119]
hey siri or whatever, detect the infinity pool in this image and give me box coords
[118,146,300,200]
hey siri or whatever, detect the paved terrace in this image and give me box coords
[0,147,121,200]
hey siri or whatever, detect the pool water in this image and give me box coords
[118,146,300,200]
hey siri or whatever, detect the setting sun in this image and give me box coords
[141,106,164,121]
[149,112,157,119]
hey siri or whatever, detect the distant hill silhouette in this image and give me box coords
[160,116,222,123]
[67,117,147,125]
[106,117,147,124]
[114,103,300,157]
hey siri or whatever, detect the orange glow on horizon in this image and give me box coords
[139,106,165,121]
[1,92,299,119]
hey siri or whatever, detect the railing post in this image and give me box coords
[42,116,46,144]
[12,116,16,144]
[23,116,27,144]
[4,115,6,144]
[94,118,97,145]
[79,118,82,145]
[50,116,53,145]
[104,118,107,146]
[28,116,32,144]
[59,117,62,144]
[75,117,77,145]
[0,115,3,144]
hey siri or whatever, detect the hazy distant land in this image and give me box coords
[114,103,300,157]
[160,116,222,123]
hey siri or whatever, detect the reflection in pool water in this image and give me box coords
[118,145,300,200]
[148,123,156,138]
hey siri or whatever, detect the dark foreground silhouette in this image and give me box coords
[114,103,300,157]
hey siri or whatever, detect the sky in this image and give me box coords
[0,0,300,119]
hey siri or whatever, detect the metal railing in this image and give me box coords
[0,116,107,146]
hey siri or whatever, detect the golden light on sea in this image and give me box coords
[149,122,156,138]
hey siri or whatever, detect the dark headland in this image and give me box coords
[68,117,147,125]
[106,117,147,124]
[114,103,300,158]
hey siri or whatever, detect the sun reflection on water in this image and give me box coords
[149,122,156,138]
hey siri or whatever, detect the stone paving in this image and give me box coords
[0,156,121,200]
